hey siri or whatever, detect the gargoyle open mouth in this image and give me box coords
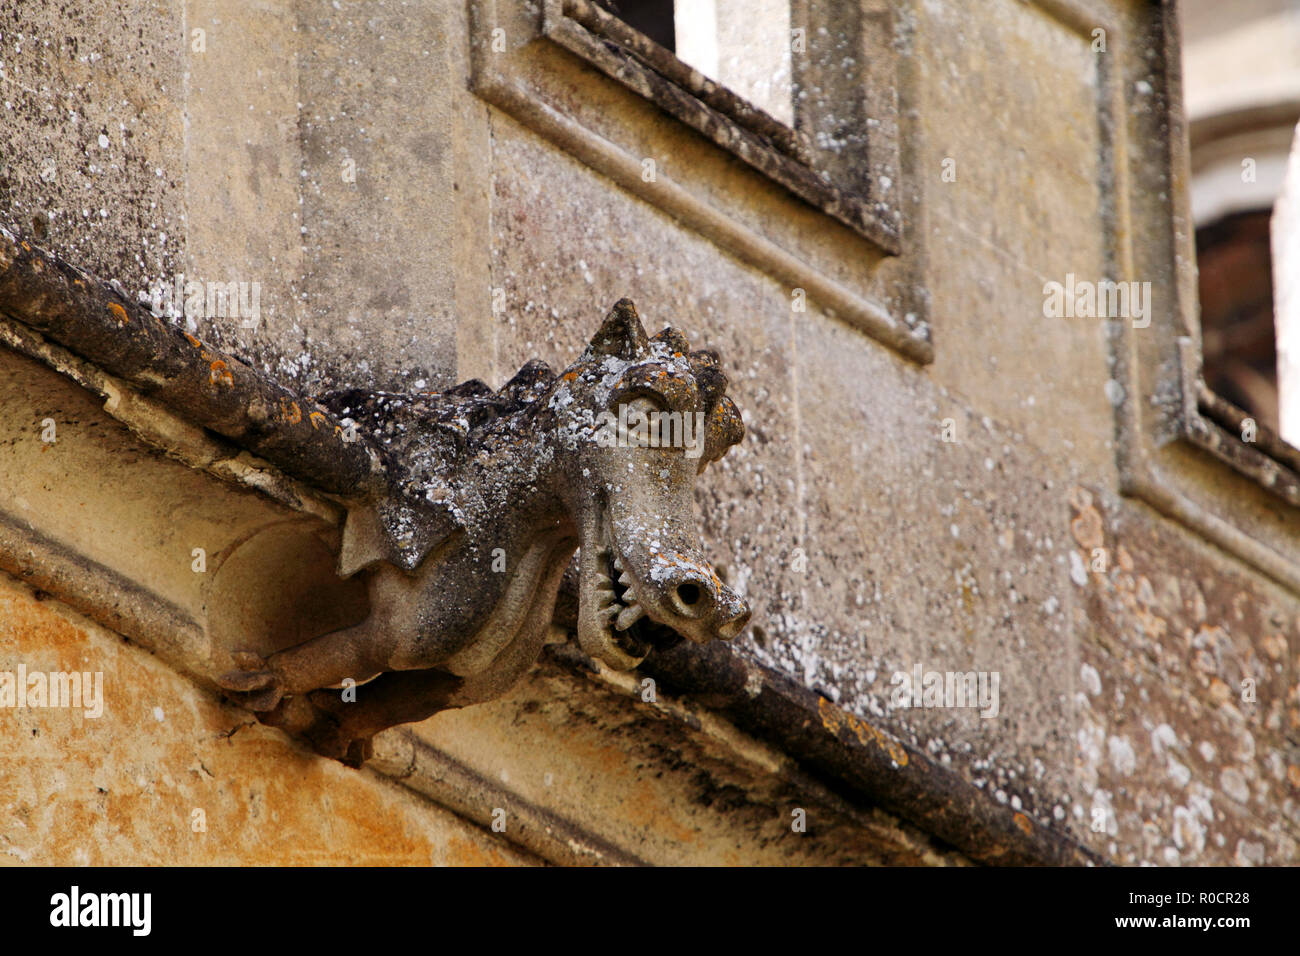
[593,548,683,662]
[575,504,687,670]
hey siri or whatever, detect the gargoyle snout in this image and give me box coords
[659,567,751,644]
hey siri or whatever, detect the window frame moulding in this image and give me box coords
[540,0,899,252]
[1110,0,1300,595]
[468,0,931,365]
[1188,370,1300,509]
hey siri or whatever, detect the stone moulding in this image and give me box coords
[539,0,897,249]
[0,227,380,501]
[635,640,1105,866]
[1109,1,1300,596]
[467,0,932,365]
[0,231,1099,865]
[551,0,817,167]
[1190,373,1300,510]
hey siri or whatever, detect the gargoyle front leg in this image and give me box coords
[261,668,467,766]
[217,615,393,712]
[263,608,558,764]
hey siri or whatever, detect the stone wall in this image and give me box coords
[0,0,1295,864]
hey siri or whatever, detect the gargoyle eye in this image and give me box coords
[610,390,668,416]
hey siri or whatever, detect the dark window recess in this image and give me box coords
[594,0,675,52]
[1196,209,1279,434]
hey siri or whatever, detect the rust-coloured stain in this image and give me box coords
[108,302,128,325]
[0,581,530,866]
[1014,812,1033,836]
[817,696,909,767]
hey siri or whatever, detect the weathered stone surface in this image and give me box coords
[789,312,1082,830]
[0,0,1296,865]
[0,571,534,865]
[0,1,187,301]
[1068,488,1299,864]
[919,0,1116,479]
[406,650,966,865]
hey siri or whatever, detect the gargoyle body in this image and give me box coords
[218,300,749,764]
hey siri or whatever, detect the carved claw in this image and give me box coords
[217,650,285,712]
[217,681,283,712]
[217,668,276,692]
[341,737,374,769]
[301,710,373,767]
[260,691,373,767]
[231,650,266,670]
[258,695,319,736]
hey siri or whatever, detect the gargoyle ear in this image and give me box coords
[689,349,728,411]
[699,395,744,473]
[695,365,728,413]
[587,298,649,360]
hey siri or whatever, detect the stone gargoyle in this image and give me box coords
[217,299,750,764]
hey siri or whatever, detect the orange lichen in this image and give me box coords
[108,302,129,325]
[208,360,233,387]
[817,697,908,767]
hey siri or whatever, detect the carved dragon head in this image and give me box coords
[218,298,751,761]
[549,299,751,669]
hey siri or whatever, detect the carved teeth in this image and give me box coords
[613,556,624,572]
[618,571,633,588]
[615,602,645,631]
[594,573,615,593]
